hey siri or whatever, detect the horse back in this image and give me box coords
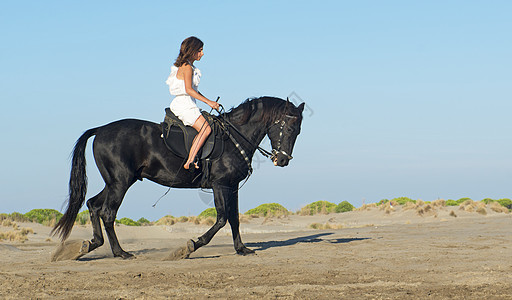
[91,118,202,187]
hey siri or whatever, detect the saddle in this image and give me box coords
[160,108,226,160]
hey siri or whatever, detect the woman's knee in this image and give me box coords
[192,116,208,131]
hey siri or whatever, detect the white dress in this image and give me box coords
[165,64,202,126]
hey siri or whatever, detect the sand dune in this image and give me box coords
[1,206,511,299]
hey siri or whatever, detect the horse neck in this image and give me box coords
[225,104,269,156]
[233,119,267,156]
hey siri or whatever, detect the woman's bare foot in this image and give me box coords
[184,161,199,170]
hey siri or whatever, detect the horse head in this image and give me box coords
[267,99,305,167]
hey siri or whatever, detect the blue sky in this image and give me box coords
[1,1,511,221]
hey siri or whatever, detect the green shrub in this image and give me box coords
[481,198,495,204]
[116,217,140,226]
[497,198,512,209]
[299,201,336,215]
[199,208,217,218]
[137,217,151,225]
[76,210,90,225]
[445,200,458,206]
[335,201,354,213]
[376,199,389,206]
[4,212,30,223]
[25,209,63,225]
[245,203,289,217]
[391,197,416,205]
[456,197,472,204]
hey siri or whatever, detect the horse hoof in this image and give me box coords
[115,252,135,259]
[164,239,195,261]
[51,240,91,262]
[236,247,255,256]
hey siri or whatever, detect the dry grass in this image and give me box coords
[475,202,487,215]
[416,207,425,215]
[459,200,476,212]
[2,220,19,229]
[403,202,416,211]
[476,207,487,215]
[155,216,176,226]
[357,203,377,211]
[177,216,189,223]
[45,218,57,227]
[432,199,446,207]
[489,202,509,213]
[200,217,215,226]
[2,220,15,227]
[379,202,395,214]
[238,214,251,224]
[309,222,343,230]
[155,215,219,227]
[412,201,436,216]
[0,227,33,242]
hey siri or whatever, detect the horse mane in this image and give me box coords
[226,96,288,126]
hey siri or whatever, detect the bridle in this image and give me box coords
[268,115,296,163]
[215,104,296,175]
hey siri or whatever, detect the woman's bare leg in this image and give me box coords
[184,115,212,169]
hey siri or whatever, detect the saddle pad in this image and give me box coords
[161,109,225,160]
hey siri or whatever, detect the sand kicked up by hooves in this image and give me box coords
[51,240,90,262]
[164,239,195,261]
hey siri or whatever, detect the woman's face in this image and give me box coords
[195,47,204,61]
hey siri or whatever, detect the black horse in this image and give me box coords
[51,96,304,260]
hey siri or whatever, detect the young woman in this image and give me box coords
[166,36,220,170]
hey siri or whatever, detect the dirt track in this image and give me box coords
[1,208,511,299]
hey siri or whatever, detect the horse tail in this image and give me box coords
[51,127,98,241]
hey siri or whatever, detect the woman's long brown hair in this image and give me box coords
[174,36,204,67]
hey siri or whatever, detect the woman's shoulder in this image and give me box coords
[178,63,194,72]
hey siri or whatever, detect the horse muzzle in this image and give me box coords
[272,150,293,167]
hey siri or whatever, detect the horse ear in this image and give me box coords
[298,102,305,113]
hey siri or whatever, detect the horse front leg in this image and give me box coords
[165,184,231,260]
[195,184,235,247]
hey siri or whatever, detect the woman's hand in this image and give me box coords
[208,100,220,111]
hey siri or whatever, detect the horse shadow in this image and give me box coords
[245,232,370,252]
[78,247,170,261]
[77,233,371,260]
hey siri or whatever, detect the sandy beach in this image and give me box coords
[1,205,511,299]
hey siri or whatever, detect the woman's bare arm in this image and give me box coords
[181,65,219,110]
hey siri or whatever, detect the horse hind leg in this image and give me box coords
[51,190,106,262]
[225,189,254,255]
[86,189,107,252]
[99,184,134,259]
